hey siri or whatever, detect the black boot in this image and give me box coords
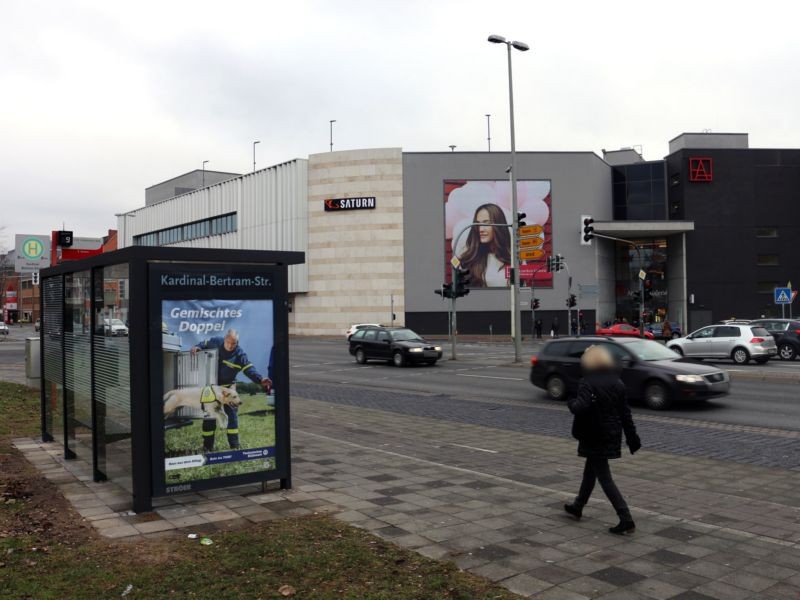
[564,503,583,520]
[609,520,635,535]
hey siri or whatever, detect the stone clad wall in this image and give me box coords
[293,148,404,336]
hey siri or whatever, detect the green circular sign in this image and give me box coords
[22,237,44,260]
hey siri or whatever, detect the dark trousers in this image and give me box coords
[202,405,240,451]
[575,457,632,520]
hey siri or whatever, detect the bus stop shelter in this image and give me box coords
[39,247,304,513]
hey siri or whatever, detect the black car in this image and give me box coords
[530,336,730,410]
[749,319,800,361]
[348,326,442,367]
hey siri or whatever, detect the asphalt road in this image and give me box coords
[289,338,800,432]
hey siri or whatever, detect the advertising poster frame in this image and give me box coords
[443,179,553,289]
[148,262,291,497]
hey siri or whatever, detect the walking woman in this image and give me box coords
[564,345,641,534]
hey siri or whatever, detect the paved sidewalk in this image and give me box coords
[14,393,800,599]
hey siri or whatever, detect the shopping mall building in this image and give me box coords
[118,132,800,336]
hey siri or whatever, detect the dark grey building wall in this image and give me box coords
[401,152,613,334]
[667,149,800,324]
[145,170,240,205]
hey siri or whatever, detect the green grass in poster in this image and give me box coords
[164,392,275,484]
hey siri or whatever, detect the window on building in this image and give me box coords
[757,281,781,294]
[134,212,237,246]
[756,227,778,238]
[757,254,779,266]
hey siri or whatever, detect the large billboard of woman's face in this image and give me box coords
[444,180,553,288]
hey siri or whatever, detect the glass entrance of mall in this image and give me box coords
[613,238,670,332]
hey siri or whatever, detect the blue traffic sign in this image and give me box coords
[774,287,792,304]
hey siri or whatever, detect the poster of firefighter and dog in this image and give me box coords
[161,298,276,486]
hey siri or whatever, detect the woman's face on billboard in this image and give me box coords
[477,208,493,244]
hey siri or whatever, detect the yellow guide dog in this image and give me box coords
[163,385,242,430]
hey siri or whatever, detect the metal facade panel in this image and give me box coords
[118,160,308,292]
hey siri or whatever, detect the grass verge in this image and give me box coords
[0,382,520,599]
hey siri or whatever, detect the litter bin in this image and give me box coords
[26,337,41,389]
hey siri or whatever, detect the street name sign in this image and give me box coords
[14,234,51,273]
[519,249,545,261]
[519,236,544,248]
[518,224,543,237]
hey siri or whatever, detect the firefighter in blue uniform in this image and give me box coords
[191,329,271,451]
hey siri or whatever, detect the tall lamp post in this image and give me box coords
[329,120,336,152]
[114,211,137,248]
[488,34,529,363]
[252,141,260,173]
[202,160,209,188]
[485,114,491,151]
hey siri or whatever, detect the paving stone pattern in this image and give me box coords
[293,381,800,470]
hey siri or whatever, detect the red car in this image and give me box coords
[596,323,655,340]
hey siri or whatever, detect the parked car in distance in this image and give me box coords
[595,323,655,340]
[530,336,730,410]
[0,321,8,335]
[345,323,381,341]
[666,324,776,365]
[749,318,800,361]
[349,326,442,367]
[644,321,682,339]
[102,318,129,337]
[34,319,40,332]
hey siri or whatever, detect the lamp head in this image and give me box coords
[511,40,530,51]
[487,34,506,44]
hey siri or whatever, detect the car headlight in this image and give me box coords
[409,348,423,353]
[675,374,703,383]
[434,346,442,352]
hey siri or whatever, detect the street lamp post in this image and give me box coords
[449,145,456,152]
[114,211,137,248]
[252,141,260,173]
[329,120,336,152]
[202,160,209,188]
[489,34,529,363]
[486,114,491,151]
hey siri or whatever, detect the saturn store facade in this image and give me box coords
[119,132,795,336]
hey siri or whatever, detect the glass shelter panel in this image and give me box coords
[64,270,92,463]
[613,239,669,327]
[41,276,64,444]
[93,264,132,490]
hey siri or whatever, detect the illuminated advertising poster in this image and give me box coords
[151,266,286,495]
[444,180,553,288]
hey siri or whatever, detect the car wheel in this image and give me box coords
[778,343,797,361]
[671,332,680,339]
[546,374,567,401]
[671,346,683,356]
[355,348,367,364]
[643,380,671,410]
[393,351,406,368]
[731,347,750,365]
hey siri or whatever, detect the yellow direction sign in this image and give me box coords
[519,249,545,261]
[519,224,543,237]
[519,236,544,248]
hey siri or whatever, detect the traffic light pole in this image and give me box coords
[589,232,645,338]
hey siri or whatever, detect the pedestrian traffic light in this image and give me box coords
[434,283,453,299]
[454,269,471,298]
[581,215,594,246]
[517,212,527,228]
[531,297,540,310]
[546,255,554,272]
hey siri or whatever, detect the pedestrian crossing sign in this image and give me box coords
[774,287,792,304]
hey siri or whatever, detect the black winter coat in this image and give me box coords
[567,371,639,459]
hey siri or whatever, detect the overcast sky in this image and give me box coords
[2,0,800,248]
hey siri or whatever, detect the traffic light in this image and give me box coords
[531,297,540,310]
[434,283,453,299]
[454,269,471,298]
[555,254,565,272]
[566,294,576,308]
[643,280,653,302]
[632,290,642,307]
[581,215,594,245]
[517,212,527,228]
[546,255,554,272]
[31,271,40,286]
